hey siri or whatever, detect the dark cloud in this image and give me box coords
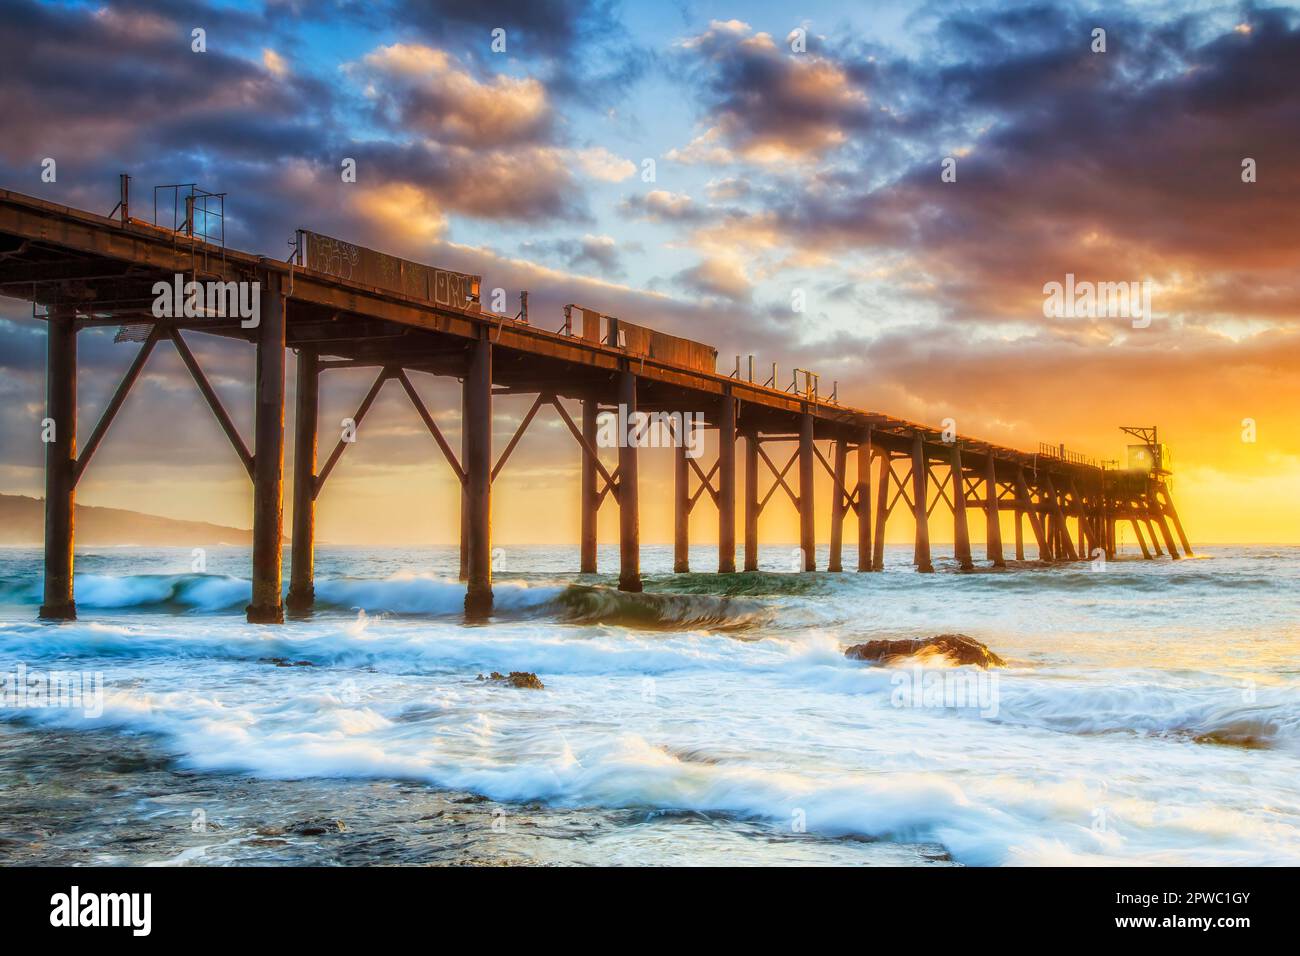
[519,235,632,277]
[716,3,1300,326]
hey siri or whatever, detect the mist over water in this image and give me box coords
[1,544,1297,866]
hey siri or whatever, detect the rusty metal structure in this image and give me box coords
[0,182,1193,623]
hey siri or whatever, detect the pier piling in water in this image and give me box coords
[248,273,286,624]
[286,346,318,612]
[39,305,77,621]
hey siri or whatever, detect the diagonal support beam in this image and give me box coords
[396,369,467,486]
[491,392,546,481]
[169,327,254,480]
[756,444,800,513]
[551,397,618,490]
[74,324,162,486]
[688,455,720,507]
[314,366,391,498]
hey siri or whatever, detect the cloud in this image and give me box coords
[675,257,752,302]
[572,147,636,182]
[670,19,878,165]
[519,234,630,276]
[619,190,707,222]
[353,43,553,148]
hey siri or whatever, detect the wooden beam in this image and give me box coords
[491,392,546,481]
[169,328,254,480]
[911,433,933,572]
[718,393,737,573]
[39,305,77,620]
[799,410,816,571]
[857,429,873,572]
[314,366,391,498]
[617,370,642,592]
[74,324,161,486]
[287,347,319,612]
[464,334,493,614]
[248,274,286,624]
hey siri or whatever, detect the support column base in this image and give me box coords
[916,563,935,573]
[38,603,77,621]
[246,603,284,624]
[465,587,494,617]
[618,574,643,593]
[719,561,736,574]
[285,588,315,613]
[673,561,689,573]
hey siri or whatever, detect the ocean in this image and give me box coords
[1,543,1297,866]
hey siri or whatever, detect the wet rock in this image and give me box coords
[259,657,315,667]
[476,671,545,690]
[289,819,346,836]
[844,633,1005,668]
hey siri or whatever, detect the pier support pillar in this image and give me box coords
[617,370,642,592]
[286,347,319,612]
[1130,517,1152,559]
[580,399,599,573]
[1014,508,1025,561]
[1145,516,1163,556]
[718,394,737,573]
[464,334,494,614]
[1042,475,1077,561]
[248,275,286,624]
[1014,468,1048,560]
[459,385,470,581]
[39,305,77,621]
[673,439,689,572]
[951,443,973,570]
[856,430,872,572]
[984,456,1005,567]
[1160,487,1193,557]
[910,433,933,572]
[828,439,847,572]
[1150,495,1180,560]
[798,410,816,571]
[872,453,889,571]
[743,430,759,571]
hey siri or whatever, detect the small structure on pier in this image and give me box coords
[0,178,1192,623]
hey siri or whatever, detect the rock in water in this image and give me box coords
[476,670,545,689]
[844,633,1005,668]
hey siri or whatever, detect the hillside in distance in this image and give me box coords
[0,494,261,547]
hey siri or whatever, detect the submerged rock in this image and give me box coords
[844,633,1005,668]
[259,657,314,667]
[476,671,545,690]
[289,819,346,836]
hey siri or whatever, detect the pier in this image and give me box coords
[0,181,1193,622]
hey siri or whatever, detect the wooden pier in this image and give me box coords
[0,184,1193,622]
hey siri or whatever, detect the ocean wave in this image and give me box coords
[0,570,770,633]
[553,585,769,630]
[996,678,1300,750]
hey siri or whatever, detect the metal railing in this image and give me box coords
[1038,442,1098,468]
[152,183,226,247]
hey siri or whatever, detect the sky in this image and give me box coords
[1,0,1298,547]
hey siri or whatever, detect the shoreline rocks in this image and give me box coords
[476,671,545,690]
[844,633,1005,668]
